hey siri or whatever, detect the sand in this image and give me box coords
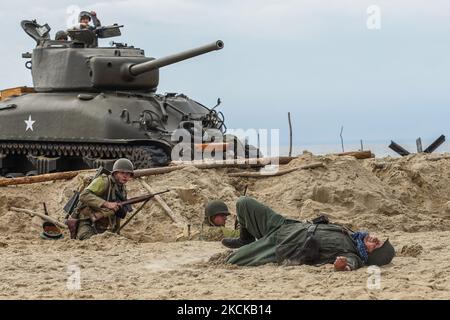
[1,152,450,299]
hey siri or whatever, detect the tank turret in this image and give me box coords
[20,20,223,92]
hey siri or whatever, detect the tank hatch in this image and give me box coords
[21,20,51,45]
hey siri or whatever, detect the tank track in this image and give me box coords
[0,141,133,158]
[0,141,170,175]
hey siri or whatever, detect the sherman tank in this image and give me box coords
[0,19,252,177]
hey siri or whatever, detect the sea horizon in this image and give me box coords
[275,139,450,158]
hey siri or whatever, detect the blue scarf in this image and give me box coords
[351,231,368,263]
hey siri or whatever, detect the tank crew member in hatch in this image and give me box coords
[77,11,101,30]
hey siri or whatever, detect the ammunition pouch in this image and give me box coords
[291,216,329,264]
[93,217,110,233]
[66,217,79,239]
[288,224,321,265]
[277,215,332,265]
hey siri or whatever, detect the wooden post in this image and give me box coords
[416,137,423,153]
[288,112,293,157]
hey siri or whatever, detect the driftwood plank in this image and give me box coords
[228,162,324,178]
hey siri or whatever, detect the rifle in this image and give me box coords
[117,191,170,206]
[116,189,171,233]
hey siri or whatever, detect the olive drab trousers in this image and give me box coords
[226,197,294,265]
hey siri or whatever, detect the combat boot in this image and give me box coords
[222,226,255,249]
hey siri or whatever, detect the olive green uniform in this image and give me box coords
[226,197,364,270]
[199,220,240,241]
[73,174,127,240]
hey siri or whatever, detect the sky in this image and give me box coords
[1,0,449,149]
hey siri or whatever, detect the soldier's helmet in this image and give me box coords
[367,239,396,266]
[55,30,68,41]
[78,11,92,22]
[205,200,230,218]
[112,158,134,176]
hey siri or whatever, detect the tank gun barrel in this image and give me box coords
[127,40,224,77]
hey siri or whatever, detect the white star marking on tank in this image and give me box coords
[24,115,36,131]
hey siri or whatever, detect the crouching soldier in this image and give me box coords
[74,158,134,240]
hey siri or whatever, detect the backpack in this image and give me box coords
[63,166,111,218]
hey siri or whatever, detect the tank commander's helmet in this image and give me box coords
[78,11,92,22]
[112,158,134,176]
[205,200,230,218]
[55,30,68,41]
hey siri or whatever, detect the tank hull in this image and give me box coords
[0,91,219,175]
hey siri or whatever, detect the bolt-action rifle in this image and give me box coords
[116,189,171,233]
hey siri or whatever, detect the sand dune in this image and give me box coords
[1,152,450,299]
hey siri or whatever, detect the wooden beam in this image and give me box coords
[171,156,297,166]
[333,150,374,159]
[0,157,299,187]
[139,180,186,228]
[228,162,324,178]
[10,207,67,229]
[133,166,186,178]
[0,169,93,187]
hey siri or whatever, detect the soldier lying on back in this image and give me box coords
[221,197,395,271]
[73,158,133,240]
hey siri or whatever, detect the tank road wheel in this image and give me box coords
[130,146,170,169]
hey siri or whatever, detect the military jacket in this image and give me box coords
[227,222,364,270]
[198,221,240,241]
[77,174,127,222]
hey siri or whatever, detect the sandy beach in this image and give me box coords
[1,152,450,299]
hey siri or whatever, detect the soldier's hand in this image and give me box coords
[102,201,121,212]
[334,256,351,271]
[90,11,97,16]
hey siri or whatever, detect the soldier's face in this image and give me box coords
[364,234,383,253]
[211,213,227,227]
[80,17,90,24]
[114,171,133,185]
